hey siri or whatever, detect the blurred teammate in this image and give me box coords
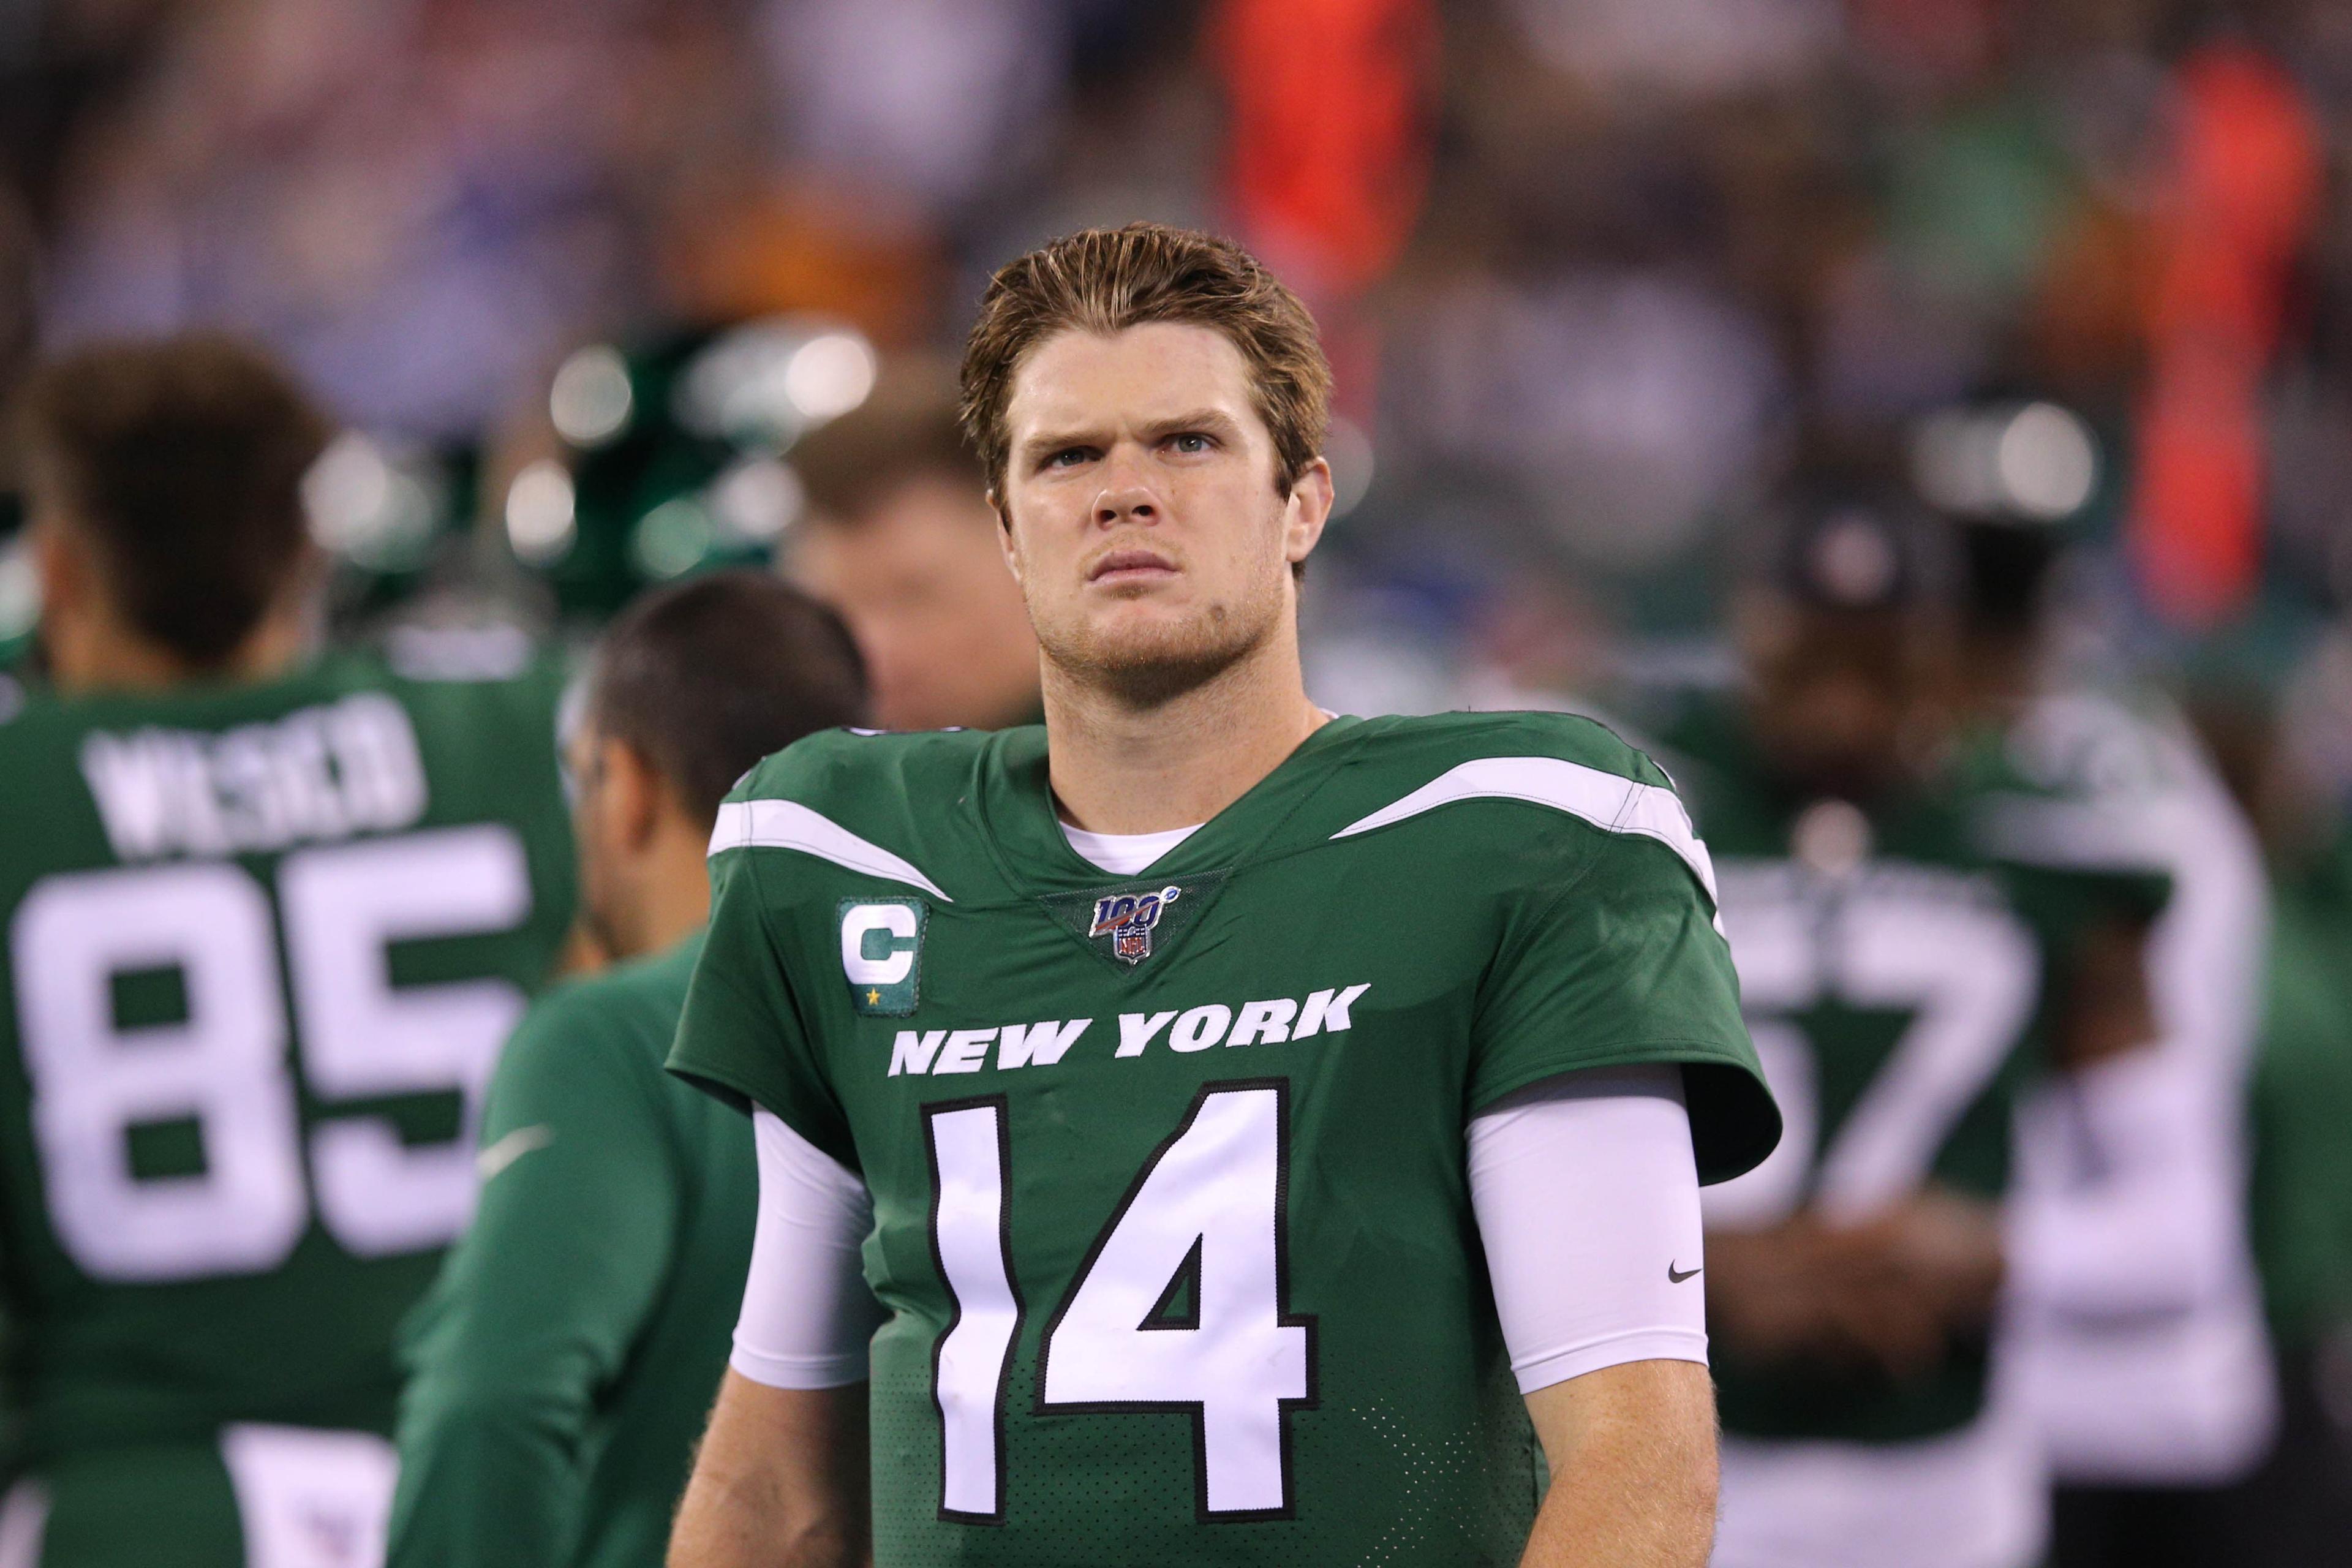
[0,337,575,1565]
[1662,499,2170,1568]
[783,358,1041,730]
[666,224,1778,1567]
[388,571,868,1568]
[1950,515,2276,1568]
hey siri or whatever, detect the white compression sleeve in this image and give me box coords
[2006,1044,2242,1317]
[730,1108,886,1389]
[1468,1064,1708,1394]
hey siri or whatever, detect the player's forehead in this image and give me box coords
[1005,322,1264,443]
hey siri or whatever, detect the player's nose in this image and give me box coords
[1092,464,1159,527]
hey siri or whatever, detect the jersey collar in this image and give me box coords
[975,714,1366,892]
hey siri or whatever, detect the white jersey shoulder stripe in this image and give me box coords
[708,799,952,902]
[1331,755,1719,905]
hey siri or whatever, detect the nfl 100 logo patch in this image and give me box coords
[1089,884,1182,965]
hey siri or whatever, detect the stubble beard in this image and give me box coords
[1038,586,1283,710]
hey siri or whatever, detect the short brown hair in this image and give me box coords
[590,570,868,827]
[791,356,980,525]
[17,335,331,668]
[958,223,1332,502]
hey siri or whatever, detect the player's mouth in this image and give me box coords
[1086,546,1180,586]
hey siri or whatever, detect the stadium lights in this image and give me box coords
[783,333,878,423]
[1912,401,2100,524]
[631,496,718,579]
[549,345,636,448]
[505,460,578,566]
[674,319,878,446]
[302,432,442,572]
[0,535,35,643]
[708,455,804,545]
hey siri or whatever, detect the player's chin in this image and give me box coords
[1079,590,1202,643]
[1065,603,1248,679]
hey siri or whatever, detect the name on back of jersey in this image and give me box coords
[78,692,428,861]
[886,983,1372,1077]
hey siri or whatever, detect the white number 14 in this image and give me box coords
[925,1081,1314,1523]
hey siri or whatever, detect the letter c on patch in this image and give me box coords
[842,902,919,986]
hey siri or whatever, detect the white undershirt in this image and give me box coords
[1058,820,1202,876]
[734,824,1707,1399]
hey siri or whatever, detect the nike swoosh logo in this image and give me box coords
[1667,1263,1702,1284]
[478,1125,553,1181]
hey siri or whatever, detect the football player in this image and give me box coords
[0,337,576,1564]
[782,357,1042,733]
[1664,497,2174,1568]
[1949,511,2276,1568]
[388,570,869,1568]
[663,223,1779,1567]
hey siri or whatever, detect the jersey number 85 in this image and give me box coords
[10,826,532,1282]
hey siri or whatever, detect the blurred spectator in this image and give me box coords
[782,358,1039,731]
[753,0,1070,224]
[36,0,759,440]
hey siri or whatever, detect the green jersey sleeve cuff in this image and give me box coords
[1469,1039,1780,1186]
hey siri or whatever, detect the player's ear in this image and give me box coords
[1283,456,1334,569]
[601,736,665,851]
[991,490,1025,586]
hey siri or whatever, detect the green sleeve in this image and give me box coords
[2250,886,2352,1345]
[667,845,857,1168]
[1469,827,1778,1185]
[386,986,685,1568]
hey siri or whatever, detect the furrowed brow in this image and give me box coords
[1141,409,1242,442]
[1019,427,1105,467]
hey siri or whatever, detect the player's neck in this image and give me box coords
[600,821,714,961]
[1042,631,1327,834]
[47,609,310,697]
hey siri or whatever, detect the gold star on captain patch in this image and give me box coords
[867,988,881,1005]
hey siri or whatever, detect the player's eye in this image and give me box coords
[1044,447,1093,470]
[1166,432,1213,455]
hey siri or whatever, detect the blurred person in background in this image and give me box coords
[2239,741,2352,1566]
[1661,497,2171,1568]
[1945,507,2277,1568]
[0,336,576,1566]
[782,358,1039,731]
[2182,617,2352,1566]
[388,571,869,1568]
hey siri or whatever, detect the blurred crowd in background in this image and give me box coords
[9,1,2352,758]
[7,0,2352,1558]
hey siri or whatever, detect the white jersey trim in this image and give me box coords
[708,799,951,902]
[1330,756,1719,905]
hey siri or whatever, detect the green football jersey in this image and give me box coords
[2250,838,2352,1351]
[0,652,575,1484]
[390,930,753,1568]
[668,711,1776,1567]
[1657,697,2160,1444]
